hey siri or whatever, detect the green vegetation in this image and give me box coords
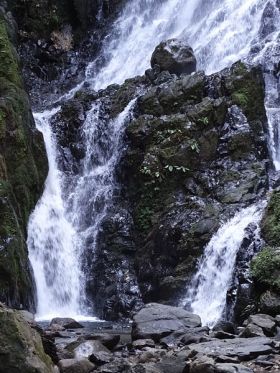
[251,247,280,291]
[262,191,280,247]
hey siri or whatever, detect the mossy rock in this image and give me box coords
[0,303,54,372]
[227,61,266,123]
[251,247,280,292]
[261,191,280,247]
[0,15,47,309]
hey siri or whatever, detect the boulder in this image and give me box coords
[58,358,95,373]
[0,303,54,372]
[18,310,35,324]
[239,324,265,338]
[189,337,274,361]
[247,314,276,336]
[50,317,83,329]
[215,363,253,372]
[74,340,110,360]
[151,39,197,75]
[131,303,201,341]
[83,333,120,350]
[132,339,155,349]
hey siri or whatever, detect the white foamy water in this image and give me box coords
[28,0,280,321]
[183,204,265,327]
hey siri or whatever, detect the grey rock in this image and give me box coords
[83,333,120,350]
[210,331,236,339]
[157,356,187,373]
[189,337,274,361]
[18,310,35,324]
[188,354,216,373]
[151,38,197,75]
[50,318,83,329]
[74,340,110,360]
[132,339,155,349]
[132,303,201,341]
[58,358,95,373]
[81,341,113,366]
[215,363,253,372]
[239,324,265,338]
[247,314,276,336]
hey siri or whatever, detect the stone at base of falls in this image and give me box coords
[58,358,94,373]
[74,340,111,360]
[50,317,84,329]
[0,303,55,372]
[131,303,201,341]
[188,337,274,361]
[151,39,197,76]
[81,333,121,350]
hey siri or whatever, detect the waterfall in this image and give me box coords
[27,0,280,320]
[182,204,265,327]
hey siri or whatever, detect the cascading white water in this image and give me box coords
[182,204,265,327]
[28,0,280,320]
[27,108,86,320]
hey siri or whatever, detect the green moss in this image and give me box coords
[0,20,22,87]
[0,15,47,309]
[229,62,265,122]
[251,247,280,291]
[232,89,250,107]
[262,191,280,246]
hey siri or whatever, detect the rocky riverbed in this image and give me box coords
[1,302,280,372]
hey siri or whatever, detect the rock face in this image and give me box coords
[123,59,269,306]
[132,303,201,341]
[53,37,270,318]
[0,6,47,310]
[0,303,54,372]
[151,38,197,75]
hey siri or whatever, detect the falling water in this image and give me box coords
[27,0,280,320]
[183,204,265,327]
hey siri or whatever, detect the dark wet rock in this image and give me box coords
[210,331,236,340]
[259,291,280,316]
[122,61,269,306]
[83,333,120,350]
[0,303,54,372]
[157,355,187,373]
[151,39,197,76]
[50,318,84,329]
[212,321,236,334]
[131,303,201,341]
[58,358,95,373]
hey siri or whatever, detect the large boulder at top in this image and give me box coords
[151,38,197,75]
[131,303,201,341]
[0,303,54,372]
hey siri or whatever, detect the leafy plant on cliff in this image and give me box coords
[251,247,280,291]
[262,191,280,246]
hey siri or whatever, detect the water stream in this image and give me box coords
[27,0,280,322]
